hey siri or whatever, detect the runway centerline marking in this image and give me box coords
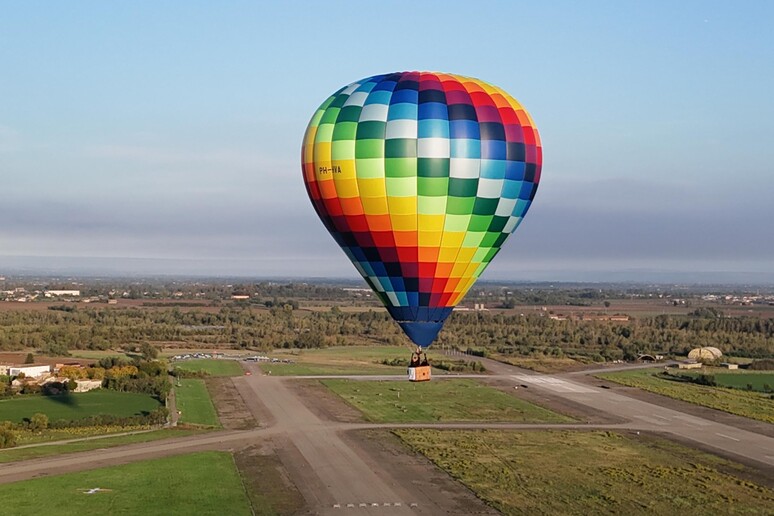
[633,415,669,426]
[673,415,710,427]
[715,433,741,442]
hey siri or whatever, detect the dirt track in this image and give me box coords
[1,360,773,514]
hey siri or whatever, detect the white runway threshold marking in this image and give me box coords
[336,502,410,509]
[511,374,598,393]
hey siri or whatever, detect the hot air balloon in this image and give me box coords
[302,71,542,359]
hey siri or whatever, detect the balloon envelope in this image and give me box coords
[302,72,542,347]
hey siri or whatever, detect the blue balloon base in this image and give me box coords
[387,306,453,348]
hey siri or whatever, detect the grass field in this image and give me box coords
[14,425,151,446]
[675,370,774,392]
[175,379,220,426]
[173,358,244,377]
[0,428,203,463]
[67,350,133,360]
[0,452,253,515]
[711,371,773,392]
[322,379,573,423]
[396,429,774,515]
[597,369,774,423]
[260,346,448,376]
[0,390,162,424]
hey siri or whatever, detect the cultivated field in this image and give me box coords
[597,369,774,423]
[175,379,219,426]
[322,379,574,423]
[0,451,252,515]
[0,390,162,424]
[0,352,95,367]
[396,429,774,515]
[66,350,132,361]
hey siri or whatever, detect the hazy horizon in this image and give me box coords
[0,254,772,286]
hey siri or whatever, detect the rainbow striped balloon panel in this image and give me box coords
[302,71,542,346]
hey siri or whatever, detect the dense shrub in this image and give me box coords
[103,376,170,402]
[0,425,16,448]
[749,359,774,370]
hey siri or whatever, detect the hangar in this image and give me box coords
[687,347,723,361]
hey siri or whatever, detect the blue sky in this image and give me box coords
[1,1,772,281]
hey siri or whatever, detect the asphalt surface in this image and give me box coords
[479,357,774,469]
[0,358,772,515]
[238,369,421,515]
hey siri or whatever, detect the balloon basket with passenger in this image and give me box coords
[407,348,431,382]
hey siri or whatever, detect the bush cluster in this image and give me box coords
[0,407,169,449]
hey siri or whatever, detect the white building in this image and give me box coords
[45,290,81,297]
[74,379,102,392]
[9,365,51,378]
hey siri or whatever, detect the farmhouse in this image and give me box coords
[74,379,103,392]
[53,362,85,372]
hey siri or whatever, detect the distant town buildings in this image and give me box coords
[453,303,489,312]
[701,293,774,305]
[549,313,630,322]
[44,290,81,297]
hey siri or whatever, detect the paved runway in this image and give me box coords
[236,368,420,515]
[481,358,774,469]
[0,357,772,515]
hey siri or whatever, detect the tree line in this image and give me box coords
[0,306,771,361]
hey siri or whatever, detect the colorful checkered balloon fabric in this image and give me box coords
[302,72,542,347]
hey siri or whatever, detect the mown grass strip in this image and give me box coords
[596,369,774,423]
[175,379,220,426]
[322,379,574,423]
[0,451,252,515]
[0,428,204,463]
[396,429,774,515]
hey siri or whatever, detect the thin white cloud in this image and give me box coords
[83,143,293,176]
